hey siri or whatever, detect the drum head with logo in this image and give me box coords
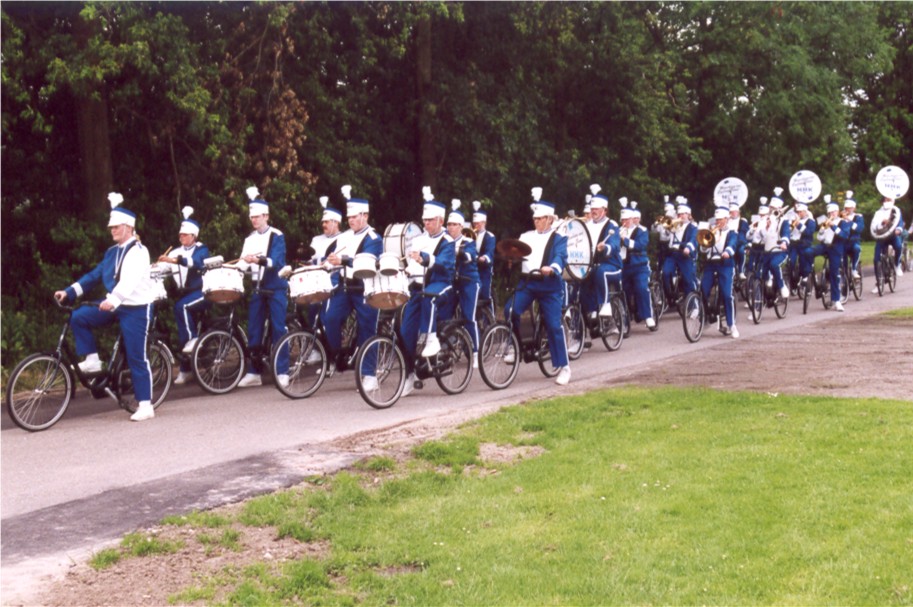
[558,218,592,282]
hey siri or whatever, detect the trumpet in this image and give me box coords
[461,226,477,240]
[790,216,803,230]
[697,227,719,248]
[654,215,684,230]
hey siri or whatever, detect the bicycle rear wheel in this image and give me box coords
[6,354,73,431]
[774,290,789,318]
[476,305,496,336]
[651,278,667,320]
[478,323,520,390]
[886,257,897,292]
[802,275,812,315]
[434,327,473,395]
[273,331,327,399]
[355,335,405,409]
[681,291,704,343]
[193,330,245,394]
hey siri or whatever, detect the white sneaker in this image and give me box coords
[689,306,700,320]
[834,301,845,312]
[852,270,860,279]
[897,266,904,277]
[173,371,191,385]
[238,373,262,387]
[598,303,612,318]
[645,317,656,330]
[780,285,790,299]
[555,366,571,386]
[361,375,378,392]
[305,348,322,364]
[472,353,478,369]
[730,326,739,339]
[739,272,746,280]
[503,347,516,364]
[77,356,103,374]
[276,374,290,388]
[402,373,416,397]
[421,333,441,358]
[871,286,880,294]
[182,337,198,354]
[130,402,155,422]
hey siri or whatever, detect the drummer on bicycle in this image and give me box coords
[324,186,382,383]
[53,193,158,421]
[157,206,210,385]
[304,195,344,329]
[582,184,622,327]
[236,187,290,388]
[504,187,571,386]
[400,187,456,394]
[471,200,496,317]
[441,200,481,366]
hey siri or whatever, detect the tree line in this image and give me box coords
[2,1,910,362]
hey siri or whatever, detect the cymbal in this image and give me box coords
[496,238,532,259]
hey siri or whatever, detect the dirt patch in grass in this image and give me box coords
[25,315,911,607]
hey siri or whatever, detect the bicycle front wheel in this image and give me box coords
[478,323,520,390]
[273,331,327,399]
[565,304,585,361]
[681,291,704,343]
[651,279,667,320]
[435,327,474,395]
[598,294,625,352]
[774,289,789,319]
[148,341,173,408]
[192,330,245,394]
[886,258,897,292]
[748,276,763,324]
[6,353,73,431]
[355,336,405,409]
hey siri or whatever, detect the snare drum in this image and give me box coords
[378,252,402,276]
[383,222,422,258]
[364,271,410,310]
[352,253,378,280]
[202,266,244,304]
[557,218,593,282]
[288,268,333,305]
[149,263,171,302]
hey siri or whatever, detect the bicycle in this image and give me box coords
[874,246,897,296]
[649,263,667,320]
[477,270,569,390]
[354,292,474,409]
[191,260,302,394]
[585,285,626,352]
[681,267,728,343]
[842,254,863,301]
[747,267,789,324]
[5,299,173,431]
[563,282,586,361]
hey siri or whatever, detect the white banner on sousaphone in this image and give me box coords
[788,170,822,204]
[875,165,910,200]
[713,177,748,208]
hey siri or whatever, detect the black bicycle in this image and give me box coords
[5,299,173,431]
[747,266,789,324]
[354,292,474,409]
[874,246,897,296]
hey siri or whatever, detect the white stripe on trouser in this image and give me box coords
[181,296,206,342]
[424,286,452,334]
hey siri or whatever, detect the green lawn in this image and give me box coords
[156,386,913,606]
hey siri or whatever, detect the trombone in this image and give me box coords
[697,227,719,248]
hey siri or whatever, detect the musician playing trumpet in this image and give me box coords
[661,200,698,304]
[842,192,864,280]
[810,196,850,311]
[700,207,740,338]
[651,195,677,270]
[761,188,791,300]
[788,200,817,289]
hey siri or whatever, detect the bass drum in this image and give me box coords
[556,218,593,282]
[383,222,422,258]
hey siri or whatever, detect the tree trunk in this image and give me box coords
[416,15,435,188]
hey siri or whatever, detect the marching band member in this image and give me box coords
[158,206,211,385]
[582,185,622,326]
[661,198,698,303]
[505,187,571,385]
[729,201,750,280]
[651,195,677,272]
[810,196,850,310]
[745,197,769,279]
[441,200,481,364]
[236,187,289,388]
[619,197,657,331]
[323,186,382,382]
[700,206,739,338]
[790,200,817,285]
[471,200,496,315]
[842,192,864,279]
[53,193,157,421]
[401,187,456,393]
[304,196,344,329]
[762,187,791,300]
[872,196,906,287]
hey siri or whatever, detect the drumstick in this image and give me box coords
[162,246,173,257]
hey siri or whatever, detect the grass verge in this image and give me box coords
[152,386,911,604]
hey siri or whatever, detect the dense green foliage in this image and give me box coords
[2,2,911,364]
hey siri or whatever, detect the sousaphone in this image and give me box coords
[871,166,909,240]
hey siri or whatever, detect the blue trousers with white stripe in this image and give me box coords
[401,281,453,363]
[505,278,568,369]
[71,304,153,401]
[174,290,211,371]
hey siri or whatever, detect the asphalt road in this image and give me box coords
[2,270,910,602]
